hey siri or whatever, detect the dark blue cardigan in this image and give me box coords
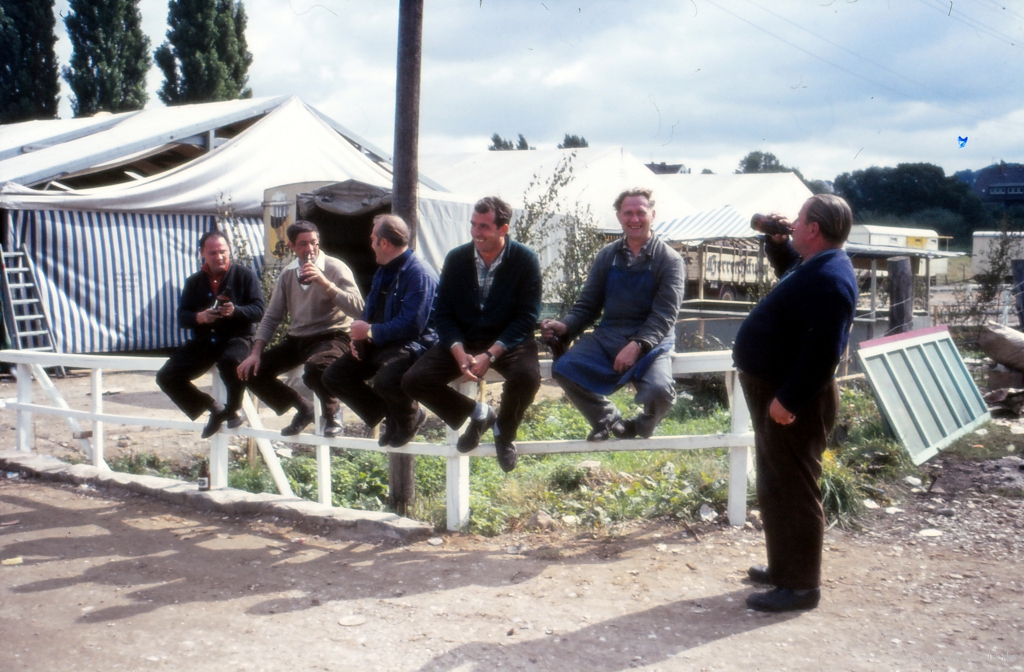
[733,242,858,414]
[434,239,542,350]
[361,251,438,353]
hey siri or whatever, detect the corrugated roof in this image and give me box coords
[653,205,751,242]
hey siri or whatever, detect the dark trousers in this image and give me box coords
[156,337,251,420]
[245,332,350,417]
[321,343,420,429]
[739,372,838,591]
[402,339,541,441]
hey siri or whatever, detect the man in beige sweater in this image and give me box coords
[237,221,364,437]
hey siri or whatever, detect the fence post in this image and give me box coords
[16,363,33,451]
[445,381,473,530]
[727,370,751,526]
[91,368,105,468]
[888,256,914,335]
[208,373,229,488]
[1013,260,1024,328]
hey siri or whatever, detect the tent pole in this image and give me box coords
[388,0,424,517]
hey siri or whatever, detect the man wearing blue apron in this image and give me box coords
[542,188,685,441]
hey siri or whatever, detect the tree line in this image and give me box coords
[0,0,252,123]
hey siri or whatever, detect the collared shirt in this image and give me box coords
[474,241,507,310]
[622,235,655,266]
[201,262,229,300]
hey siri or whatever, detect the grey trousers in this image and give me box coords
[552,351,675,437]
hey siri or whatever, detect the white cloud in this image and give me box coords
[43,0,1024,182]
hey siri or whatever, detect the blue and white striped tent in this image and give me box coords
[653,205,752,243]
[0,97,435,354]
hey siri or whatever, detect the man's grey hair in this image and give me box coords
[373,213,411,247]
[474,196,513,227]
[613,188,655,212]
[804,194,853,244]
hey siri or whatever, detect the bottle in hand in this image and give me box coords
[198,459,211,491]
[299,253,313,285]
[750,213,793,236]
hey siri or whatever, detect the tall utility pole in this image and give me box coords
[388,0,423,515]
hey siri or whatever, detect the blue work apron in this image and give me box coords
[553,259,673,395]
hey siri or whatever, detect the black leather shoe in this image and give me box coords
[495,435,518,472]
[457,406,495,453]
[587,425,610,442]
[611,418,637,439]
[225,411,244,429]
[323,419,344,438]
[377,418,395,447]
[746,587,820,612]
[390,407,427,447]
[201,405,227,439]
[281,408,314,437]
[747,565,773,585]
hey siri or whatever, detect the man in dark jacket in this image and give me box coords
[157,230,265,438]
[402,196,542,472]
[733,194,858,613]
[542,188,685,441]
[322,214,438,447]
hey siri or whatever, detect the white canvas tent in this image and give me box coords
[654,172,812,243]
[0,97,467,353]
[422,146,696,232]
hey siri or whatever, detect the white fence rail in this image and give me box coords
[0,350,754,530]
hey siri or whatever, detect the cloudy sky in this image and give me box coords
[50,0,1024,183]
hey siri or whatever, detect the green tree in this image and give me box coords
[516,133,530,150]
[0,0,60,123]
[62,0,151,117]
[155,0,253,105]
[700,168,715,174]
[557,134,588,149]
[488,133,515,151]
[833,163,987,243]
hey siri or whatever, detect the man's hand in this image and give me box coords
[540,319,567,340]
[769,398,795,425]
[195,309,219,325]
[237,350,262,380]
[451,344,479,382]
[300,260,328,288]
[613,340,642,373]
[350,320,371,341]
[216,299,234,318]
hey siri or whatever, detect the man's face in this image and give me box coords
[289,231,320,261]
[370,226,387,265]
[617,195,655,245]
[201,235,231,274]
[470,209,508,257]
[790,202,815,259]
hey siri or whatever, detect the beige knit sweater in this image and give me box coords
[254,253,364,343]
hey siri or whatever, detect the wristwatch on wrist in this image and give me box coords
[633,339,652,354]
[486,351,497,363]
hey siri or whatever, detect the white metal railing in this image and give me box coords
[0,350,753,530]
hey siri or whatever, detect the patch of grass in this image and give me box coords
[942,421,1019,460]
[108,450,178,478]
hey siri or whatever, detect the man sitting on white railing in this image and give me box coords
[156,230,265,439]
[542,188,685,442]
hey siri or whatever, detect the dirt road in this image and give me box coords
[2,476,1021,671]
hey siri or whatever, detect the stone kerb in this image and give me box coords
[0,451,433,543]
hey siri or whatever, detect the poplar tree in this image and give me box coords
[155,0,253,105]
[0,0,60,124]
[62,0,151,117]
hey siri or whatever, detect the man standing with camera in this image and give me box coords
[237,221,364,437]
[157,230,265,439]
[733,194,858,612]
